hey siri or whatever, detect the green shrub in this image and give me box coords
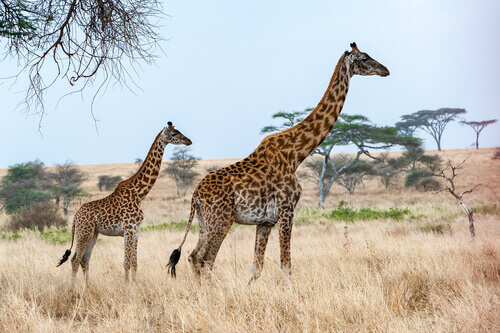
[326,201,414,222]
[10,233,22,240]
[4,188,51,214]
[294,207,325,225]
[9,202,67,232]
[40,227,72,244]
[1,232,23,241]
[405,169,432,189]
[98,175,123,191]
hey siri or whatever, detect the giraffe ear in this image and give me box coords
[350,42,359,53]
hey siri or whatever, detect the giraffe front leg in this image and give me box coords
[123,230,136,283]
[277,205,295,287]
[248,224,272,284]
[130,227,140,282]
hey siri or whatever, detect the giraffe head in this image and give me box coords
[345,42,390,77]
[163,122,192,146]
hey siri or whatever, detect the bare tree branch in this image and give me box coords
[1,0,164,127]
[431,156,479,238]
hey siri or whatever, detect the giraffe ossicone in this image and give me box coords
[167,42,389,284]
[57,122,192,285]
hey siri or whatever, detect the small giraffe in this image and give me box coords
[58,122,192,284]
[167,42,389,283]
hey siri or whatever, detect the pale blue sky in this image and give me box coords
[1,0,499,168]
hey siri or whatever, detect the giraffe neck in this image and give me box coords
[285,53,352,168]
[116,130,167,201]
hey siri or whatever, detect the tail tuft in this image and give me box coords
[57,249,71,267]
[167,249,181,278]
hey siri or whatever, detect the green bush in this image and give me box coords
[0,160,53,214]
[98,175,123,191]
[326,200,413,222]
[9,202,67,232]
[5,188,51,214]
[405,169,432,188]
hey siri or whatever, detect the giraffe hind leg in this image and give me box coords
[80,232,98,285]
[71,225,96,286]
[249,224,272,284]
[195,218,233,278]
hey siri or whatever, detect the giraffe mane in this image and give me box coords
[115,129,164,190]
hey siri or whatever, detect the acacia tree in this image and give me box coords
[398,108,466,151]
[460,119,498,149]
[372,152,405,188]
[50,161,88,216]
[396,140,442,173]
[260,108,311,134]
[163,147,199,198]
[262,111,417,207]
[395,114,420,136]
[311,115,418,206]
[0,0,163,122]
[333,158,374,195]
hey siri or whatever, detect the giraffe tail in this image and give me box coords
[57,221,75,267]
[167,198,203,278]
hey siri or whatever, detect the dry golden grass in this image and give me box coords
[0,148,499,332]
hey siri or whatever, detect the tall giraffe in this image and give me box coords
[58,122,192,284]
[167,42,389,283]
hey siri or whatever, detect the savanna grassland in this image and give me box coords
[0,148,499,332]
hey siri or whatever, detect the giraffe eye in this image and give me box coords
[361,58,368,63]
[171,132,177,136]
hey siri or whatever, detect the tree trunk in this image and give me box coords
[459,199,475,238]
[318,190,325,209]
[63,199,70,217]
[317,155,328,208]
[475,132,479,149]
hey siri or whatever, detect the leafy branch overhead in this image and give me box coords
[0,0,164,123]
